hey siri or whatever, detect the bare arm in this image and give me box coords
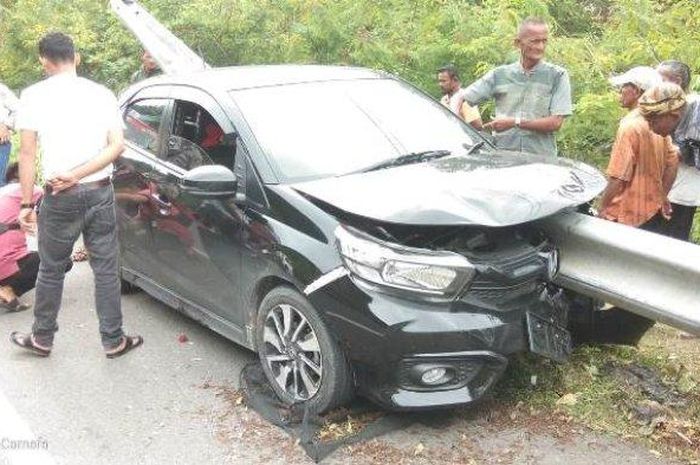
[19,130,38,204]
[597,177,625,216]
[484,115,565,133]
[48,127,125,193]
[18,130,38,232]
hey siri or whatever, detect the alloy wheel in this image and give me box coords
[262,303,323,400]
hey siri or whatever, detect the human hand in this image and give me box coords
[18,208,37,235]
[0,124,10,144]
[483,117,516,133]
[47,172,79,194]
[661,199,673,220]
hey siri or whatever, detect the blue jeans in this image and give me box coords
[31,183,124,349]
[0,142,10,187]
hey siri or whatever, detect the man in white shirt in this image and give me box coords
[10,32,143,358]
[0,81,19,187]
[656,60,700,241]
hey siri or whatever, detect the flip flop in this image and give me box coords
[105,335,144,359]
[9,331,52,357]
[1,298,30,313]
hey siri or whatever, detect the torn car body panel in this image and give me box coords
[292,152,606,227]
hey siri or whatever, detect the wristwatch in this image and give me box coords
[515,116,522,128]
[20,202,35,209]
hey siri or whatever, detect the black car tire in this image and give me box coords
[256,286,353,413]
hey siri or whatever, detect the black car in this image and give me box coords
[114,65,605,412]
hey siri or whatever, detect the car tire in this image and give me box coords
[256,286,353,413]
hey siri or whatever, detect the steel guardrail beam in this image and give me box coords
[110,0,210,75]
[539,211,700,336]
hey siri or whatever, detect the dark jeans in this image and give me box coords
[0,252,73,297]
[664,204,697,241]
[32,184,123,349]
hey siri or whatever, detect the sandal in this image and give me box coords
[1,298,30,313]
[10,331,52,357]
[105,335,143,359]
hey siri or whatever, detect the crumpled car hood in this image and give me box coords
[291,151,606,227]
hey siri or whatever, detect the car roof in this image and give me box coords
[142,64,388,92]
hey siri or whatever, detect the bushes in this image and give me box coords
[1,0,699,167]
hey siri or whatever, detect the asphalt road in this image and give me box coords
[0,262,682,465]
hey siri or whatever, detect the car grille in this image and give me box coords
[463,241,549,305]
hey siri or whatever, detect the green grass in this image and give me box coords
[493,327,700,463]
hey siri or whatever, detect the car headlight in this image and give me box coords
[335,225,476,296]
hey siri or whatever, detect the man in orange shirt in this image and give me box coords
[598,73,679,233]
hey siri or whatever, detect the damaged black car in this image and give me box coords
[114,65,606,412]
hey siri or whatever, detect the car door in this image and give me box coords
[114,87,174,285]
[146,86,248,327]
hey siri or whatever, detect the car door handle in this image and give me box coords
[150,193,173,215]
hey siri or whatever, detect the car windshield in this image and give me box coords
[231,79,484,182]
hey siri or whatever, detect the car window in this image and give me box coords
[231,79,482,182]
[124,99,168,154]
[167,100,234,171]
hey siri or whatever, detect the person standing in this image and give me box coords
[11,32,143,358]
[463,17,572,157]
[655,61,700,241]
[130,50,161,84]
[598,77,679,233]
[437,65,483,130]
[609,66,662,111]
[0,81,19,187]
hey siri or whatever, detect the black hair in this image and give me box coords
[5,162,18,183]
[437,64,460,81]
[38,32,76,63]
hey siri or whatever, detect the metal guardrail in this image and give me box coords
[110,0,210,74]
[540,211,700,336]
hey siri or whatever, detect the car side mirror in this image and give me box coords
[181,165,238,197]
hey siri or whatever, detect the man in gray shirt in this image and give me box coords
[463,18,572,157]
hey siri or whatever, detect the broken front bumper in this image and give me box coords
[308,273,570,410]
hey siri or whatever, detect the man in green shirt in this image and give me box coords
[463,18,572,157]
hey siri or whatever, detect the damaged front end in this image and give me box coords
[317,218,574,409]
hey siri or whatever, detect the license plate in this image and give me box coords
[526,312,572,363]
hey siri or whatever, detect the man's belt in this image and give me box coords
[44,177,111,195]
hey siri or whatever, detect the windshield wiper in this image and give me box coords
[466,141,485,155]
[354,150,452,174]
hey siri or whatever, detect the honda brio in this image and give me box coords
[114,65,605,412]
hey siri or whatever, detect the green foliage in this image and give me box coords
[2,0,700,167]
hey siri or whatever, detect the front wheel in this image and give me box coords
[255,286,353,413]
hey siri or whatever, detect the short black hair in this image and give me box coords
[38,32,76,63]
[437,64,460,81]
[5,162,18,183]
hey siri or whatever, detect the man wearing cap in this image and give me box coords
[462,17,572,157]
[609,66,661,111]
[655,61,700,241]
[598,68,679,233]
